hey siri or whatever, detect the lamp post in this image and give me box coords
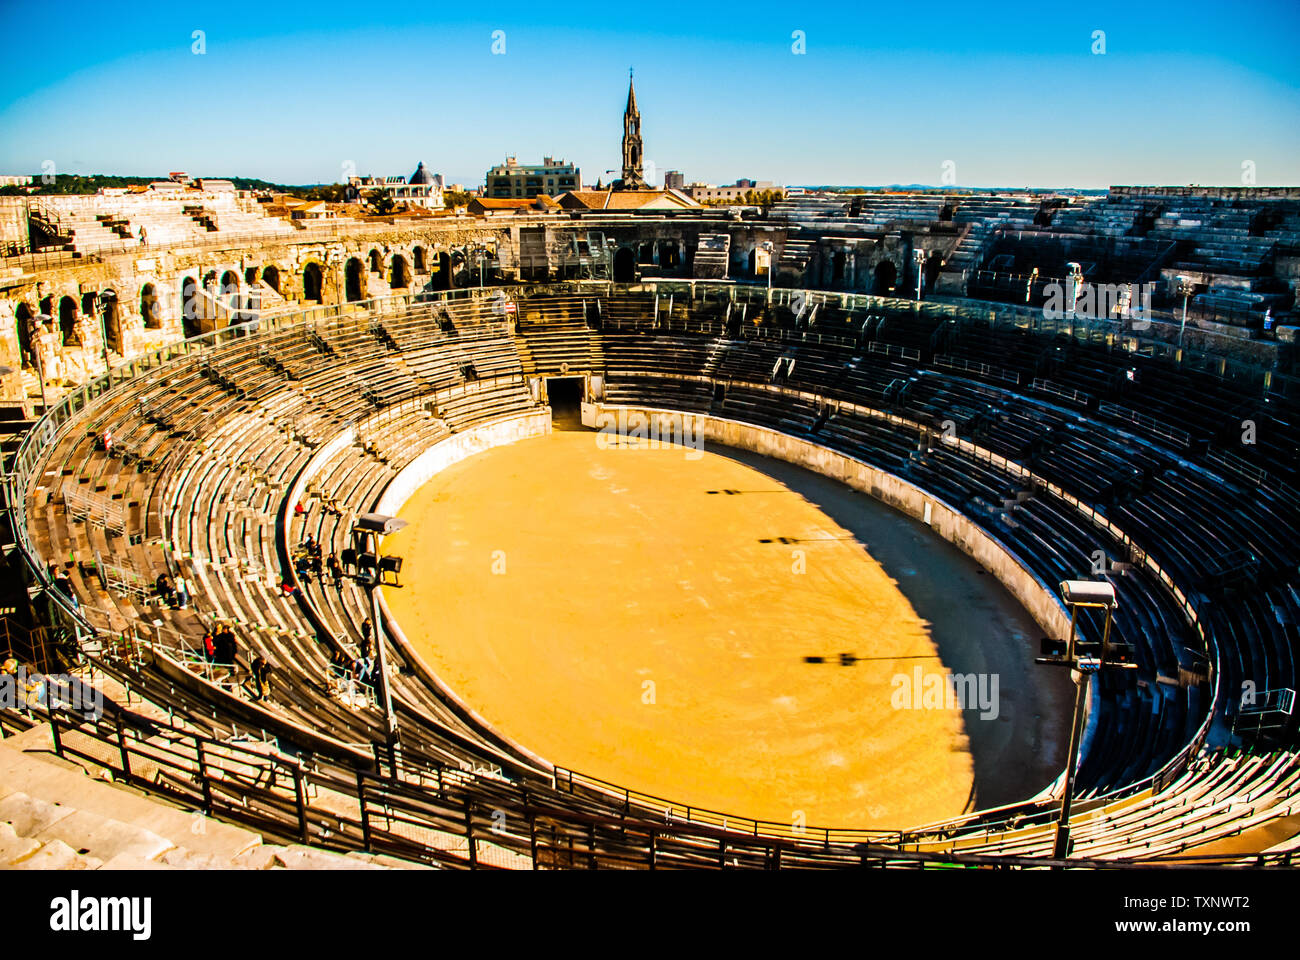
[1066,262,1083,318]
[1036,579,1136,860]
[914,248,926,301]
[1026,267,1038,304]
[350,512,407,773]
[1176,275,1193,349]
[761,241,774,293]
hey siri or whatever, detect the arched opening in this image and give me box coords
[369,249,382,274]
[59,295,79,347]
[345,257,364,302]
[100,290,121,355]
[388,255,410,289]
[220,270,241,320]
[832,250,846,287]
[140,283,161,329]
[638,241,655,265]
[924,252,944,295]
[434,251,451,290]
[613,247,636,283]
[261,265,281,294]
[244,267,258,287]
[872,260,897,296]
[15,302,34,366]
[747,248,757,278]
[182,276,202,338]
[658,241,680,269]
[413,247,426,272]
[303,263,324,303]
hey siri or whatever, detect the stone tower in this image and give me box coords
[620,72,648,190]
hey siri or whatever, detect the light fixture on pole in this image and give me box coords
[1066,262,1084,318]
[1175,275,1193,349]
[914,248,926,301]
[1036,578,1136,860]
[761,241,774,292]
[350,512,408,773]
[1026,267,1039,304]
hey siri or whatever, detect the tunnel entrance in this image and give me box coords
[546,376,584,430]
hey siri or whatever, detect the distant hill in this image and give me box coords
[0,173,340,197]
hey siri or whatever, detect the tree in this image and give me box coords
[366,189,396,216]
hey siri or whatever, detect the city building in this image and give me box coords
[348,162,444,208]
[485,157,580,199]
[663,170,685,191]
[687,179,782,203]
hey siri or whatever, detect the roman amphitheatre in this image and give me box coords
[1,180,1299,870]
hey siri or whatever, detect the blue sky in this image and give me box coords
[1,0,1296,189]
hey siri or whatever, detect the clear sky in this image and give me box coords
[1,0,1296,189]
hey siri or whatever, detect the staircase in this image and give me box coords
[775,240,814,284]
[693,234,730,279]
[511,333,537,377]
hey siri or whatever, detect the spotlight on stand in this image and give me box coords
[349,512,408,770]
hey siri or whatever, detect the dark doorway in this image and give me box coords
[547,376,584,430]
[434,251,451,290]
[345,258,364,302]
[389,255,410,289]
[140,283,161,329]
[101,290,121,355]
[59,296,79,346]
[832,250,846,287]
[303,263,324,302]
[872,260,897,296]
[613,247,636,282]
[15,302,34,366]
[261,265,281,294]
[182,276,202,338]
[924,252,944,295]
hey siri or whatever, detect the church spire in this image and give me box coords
[620,70,647,190]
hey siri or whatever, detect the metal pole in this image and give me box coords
[368,534,400,769]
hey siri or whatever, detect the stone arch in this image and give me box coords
[59,295,79,347]
[140,283,161,329]
[302,262,324,303]
[658,240,680,269]
[923,252,944,295]
[831,250,846,287]
[15,301,34,365]
[369,249,382,274]
[220,270,241,319]
[613,247,636,283]
[412,246,426,272]
[388,255,410,289]
[100,289,122,355]
[345,257,365,302]
[261,265,281,294]
[433,251,451,290]
[872,260,897,296]
[181,276,202,338]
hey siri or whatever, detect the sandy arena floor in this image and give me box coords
[381,428,1070,830]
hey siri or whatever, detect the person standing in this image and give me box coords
[174,573,190,609]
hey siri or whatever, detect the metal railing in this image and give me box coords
[1,281,1290,867]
